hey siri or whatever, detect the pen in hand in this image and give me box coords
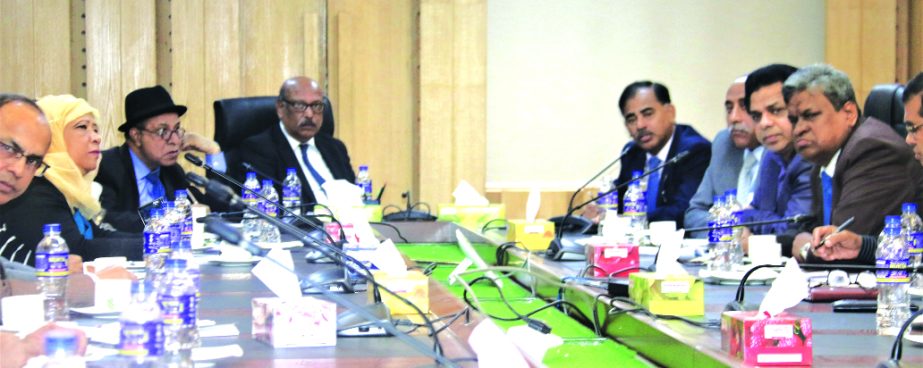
[814,216,856,250]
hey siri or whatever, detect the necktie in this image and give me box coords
[737,152,758,206]
[73,210,94,240]
[145,169,165,202]
[821,172,833,226]
[646,156,661,212]
[299,143,327,194]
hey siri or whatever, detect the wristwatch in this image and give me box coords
[799,242,811,261]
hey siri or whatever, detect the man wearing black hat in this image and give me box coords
[95,85,221,232]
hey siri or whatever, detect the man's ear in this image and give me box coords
[842,101,859,128]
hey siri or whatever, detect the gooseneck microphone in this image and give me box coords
[242,161,282,184]
[685,214,816,233]
[546,149,693,260]
[200,217,457,367]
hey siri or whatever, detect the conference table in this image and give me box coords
[23,221,923,367]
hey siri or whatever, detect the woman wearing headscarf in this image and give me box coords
[0,95,141,265]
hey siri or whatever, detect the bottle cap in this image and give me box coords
[724,189,737,196]
[631,170,643,178]
[286,168,297,175]
[359,165,368,171]
[42,223,61,233]
[174,189,187,198]
[162,201,175,209]
[44,329,78,356]
[261,179,273,187]
[885,215,901,226]
[150,208,165,218]
[246,172,256,179]
[902,203,917,213]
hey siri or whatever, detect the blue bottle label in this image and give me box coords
[909,232,923,254]
[118,320,165,357]
[157,232,171,254]
[261,201,278,217]
[361,180,372,195]
[283,185,300,201]
[876,258,910,283]
[169,222,182,246]
[707,221,721,243]
[35,251,69,277]
[623,198,646,214]
[181,217,193,238]
[159,293,197,327]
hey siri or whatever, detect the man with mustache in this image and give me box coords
[736,64,814,250]
[236,77,355,207]
[615,81,710,227]
[786,65,923,264]
[685,75,763,235]
[807,71,923,263]
[96,85,222,232]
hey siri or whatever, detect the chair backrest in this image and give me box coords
[863,83,906,137]
[213,96,336,150]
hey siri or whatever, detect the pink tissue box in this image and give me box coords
[721,311,813,366]
[585,242,639,277]
[252,297,337,348]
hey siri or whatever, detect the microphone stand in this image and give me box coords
[546,151,689,260]
[201,218,458,367]
[685,214,815,233]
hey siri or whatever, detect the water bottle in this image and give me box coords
[724,190,744,267]
[170,237,201,314]
[36,223,69,321]
[42,329,85,368]
[119,281,164,366]
[876,215,910,335]
[242,172,262,241]
[174,190,193,250]
[900,203,923,287]
[707,195,733,271]
[162,201,182,250]
[281,168,302,218]
[596,175,618,211]
[143,209,171,283]
[158,259,198,352]
[622,171,647,244]
[258,179,281,243]
[357,165,373,203]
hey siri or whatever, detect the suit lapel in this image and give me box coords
[118,145,142,207]
[270,125,317,204]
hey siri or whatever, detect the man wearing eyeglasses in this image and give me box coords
[0,95,51,205]
[95,85,222,232]
[235,76,355,207]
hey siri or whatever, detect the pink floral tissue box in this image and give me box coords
[721,311,812,366]
[252,297,337,348]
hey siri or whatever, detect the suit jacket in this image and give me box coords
[739,151,813,245]
[684,129,743,236]
[95,144,210,232]
[0,177,142,266]
[805,117,923,265]
[234,123,356,206]
[617,124,711,227]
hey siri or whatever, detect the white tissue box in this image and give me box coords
[251,297,336,348]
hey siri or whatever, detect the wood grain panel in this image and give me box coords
[303,12,321,85]
[328,1,415,209]
[452,0,486,195]
[825,0,862,79]
[119,0,156,95]
[419,0,456,205]
[86,0,124,148]
[170,0,206,141]
[912,0,923,75]
[486,189,597,220]
[204,0,241,141]
[859,0,897,99]
[0,0,36,96]
[33,0,71,96]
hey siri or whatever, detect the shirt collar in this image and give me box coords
[822,149,842,178]
[745,146,765,164]
[279,121,316,150]
[128,148,154,182]
[646,131,675,164]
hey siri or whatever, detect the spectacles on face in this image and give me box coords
[905,121,923,135]
[140,126,185,141]
[0,140,49,177]
[281,98,325,114]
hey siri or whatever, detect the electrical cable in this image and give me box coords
[369,221,411,243]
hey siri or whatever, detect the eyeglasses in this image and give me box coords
[905,121,923,134]
[281,98,325,114]
[140,126,185,141]
[809,270,877,290]
[0,140,49,177]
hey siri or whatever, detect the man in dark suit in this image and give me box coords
[235,76,355,207]
[789,66,923,264]
[614,81,711,227]
[95,86,221,232]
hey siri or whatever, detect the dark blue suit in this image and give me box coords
[616,124,711,227]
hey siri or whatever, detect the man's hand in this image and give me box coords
[810,226,862,261]
[67,255,83,275]
[792,232,813,262]
[740,227,752,254]
[1,324,88,368]
[182,132,221,155]
[581,203,603,223]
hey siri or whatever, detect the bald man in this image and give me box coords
[235,76,356,207]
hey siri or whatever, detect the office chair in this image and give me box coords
[212,96,336,180]
[863,83,906,137]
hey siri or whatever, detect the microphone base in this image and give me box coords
[301,268,365,294]
[545,237,587,261]
[337,302,393,337]
[382,210,437,222]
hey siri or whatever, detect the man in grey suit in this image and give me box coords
[790,65,923,264]
[685,76,762,236]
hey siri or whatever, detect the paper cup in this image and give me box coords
[748,234,781,265]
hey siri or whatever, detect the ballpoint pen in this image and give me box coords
[814,216,855,250]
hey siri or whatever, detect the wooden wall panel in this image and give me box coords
[0,0,71,97]
[328,0,415,209]
[418,0,487,205]
[825,0,863,96]
[486,189,596,220]
[913,0,923,75]
[859,1,897,97]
